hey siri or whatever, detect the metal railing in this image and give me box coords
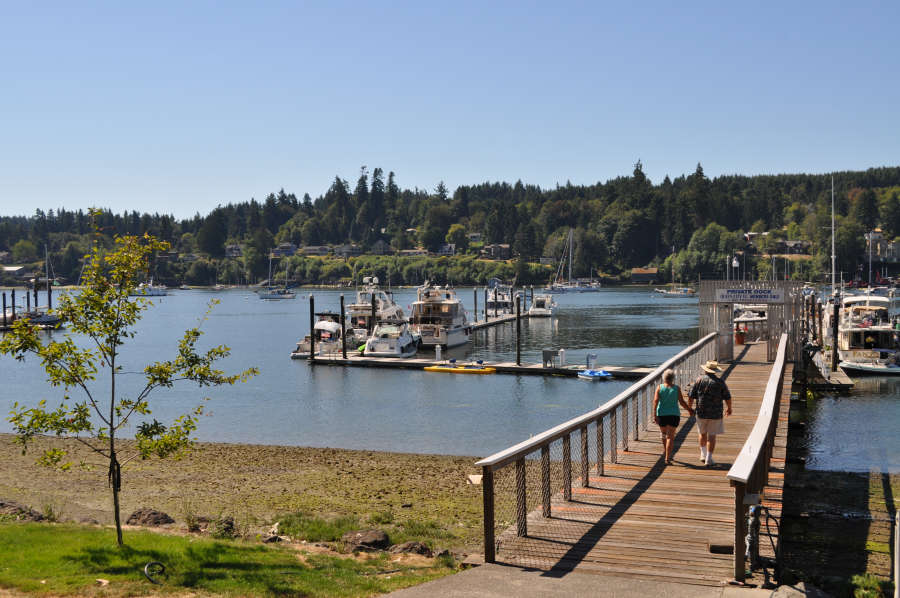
[475,332,717,563]
[726,333,788,581]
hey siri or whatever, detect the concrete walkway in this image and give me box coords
[386,564,776,597]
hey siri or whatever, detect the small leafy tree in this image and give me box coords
[1,227,257,545]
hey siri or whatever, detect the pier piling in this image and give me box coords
[340,294,347,359]
[516,294,522,366]
[473,288,478,322]
[309,295,315,363]
[2,292,6,327]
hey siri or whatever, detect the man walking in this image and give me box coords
[688,360,732,467]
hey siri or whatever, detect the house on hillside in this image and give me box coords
[225,244,243,258]
[272,243,297,257]
[783,240,811,255]
[481,244,511,260]
[2,266,28,278]
[0,252,10,264]
[300,246,331,256]
[398,248,428,257]
[631,267,658,284]
[467,232,483,244]
[370,239,393,255]
[334,244,363,258]
[437,243,456,256]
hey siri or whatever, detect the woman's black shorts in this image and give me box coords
[658,415,680,428]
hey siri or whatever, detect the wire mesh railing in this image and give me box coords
[475,332,718,564]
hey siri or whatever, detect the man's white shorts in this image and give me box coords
[697,417,724,435]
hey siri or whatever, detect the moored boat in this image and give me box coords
[363,320,420,358]
[409,282,471,349]
[527,294,558,317]
[424,360,495,374]
[290,312,349,358]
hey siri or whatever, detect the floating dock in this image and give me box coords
[303,354,652,380]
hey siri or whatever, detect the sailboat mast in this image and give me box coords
[831,176,836,297]
[567,229,573,284]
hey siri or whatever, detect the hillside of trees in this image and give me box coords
[2,163,899,287]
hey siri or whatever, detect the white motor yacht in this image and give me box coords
[291,312,348,358]
[363,320,420,358]
[485,278,514,315]
[409,282,471,349]
[347,277,405,343]
[527,294,557,317]
[836,290,900,376]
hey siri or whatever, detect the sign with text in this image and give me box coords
[715,288,784,303]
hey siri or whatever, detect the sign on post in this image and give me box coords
[715,288,784,304]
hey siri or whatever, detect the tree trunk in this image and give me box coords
[110,352,123,546]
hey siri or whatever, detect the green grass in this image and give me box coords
[851,573,893,598]
[0,523,456,597]
[277,512,362,543]
[276,512,459,550]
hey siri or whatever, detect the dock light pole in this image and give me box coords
[516,294,522,366]
[308,295,315,363]
[340,294,347,359]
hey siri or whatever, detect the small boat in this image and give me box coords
[363,320,420,358]
[527,294,557,317]
[347,277,405,343]
[424,360,496,375]
[130,279,168,297]
[485,278,515,315]
[290,312,348,358]
[839,359,900,376]
[258,255,296,300]
[578,369,613,381]
[577,353,612,380]
[654,287,696,298]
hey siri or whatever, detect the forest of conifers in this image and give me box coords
[2,163,899,287]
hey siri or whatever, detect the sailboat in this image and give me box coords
[546,229,601,293]
[655,247,695,297]
[258,255,296,300]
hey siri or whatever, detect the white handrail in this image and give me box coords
[727,333,788,484]
[476,332,717,469]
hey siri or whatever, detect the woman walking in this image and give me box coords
[652,369,693,464]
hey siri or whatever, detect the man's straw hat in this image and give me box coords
[701,360,723,374]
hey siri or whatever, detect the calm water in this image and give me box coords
[0,287,698,457]
[804,377,900,473]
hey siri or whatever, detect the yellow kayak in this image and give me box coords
[424,364,497,375]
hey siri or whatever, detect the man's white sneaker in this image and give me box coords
[700,448,707,462]
[705,455,715,467]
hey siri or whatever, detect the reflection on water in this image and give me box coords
[805,377,900,473]
[0,287,696,457]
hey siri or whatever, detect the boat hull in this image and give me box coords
[839,361,900,376]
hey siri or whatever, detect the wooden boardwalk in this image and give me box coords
[494,341,790,586]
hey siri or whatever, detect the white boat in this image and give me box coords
[409,282,471,349]
[654,287,696,298]
[259,255,296,300]
[347,277,405,342]
[835,289,900,376]
[485,278,515,315]
[527,294,557,317]
[258,287,296,300]
[291,312,349,358]
[546,229,602,293]
[130,279,168,297]
[363,320,420,358]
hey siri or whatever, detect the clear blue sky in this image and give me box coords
[1,1,897,219]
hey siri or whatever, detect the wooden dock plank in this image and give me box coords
[492,341,789,586]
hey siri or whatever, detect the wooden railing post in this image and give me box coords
[541,446,551,517]
[581,426,589,488]
[596,417,605,476]
[516,458,527,537]
[562,435,572,501]
[632,394,639,441]
[483,466,495,563]
[622,402,629,451]
[733,482,747,582]
[610,409,618,464]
